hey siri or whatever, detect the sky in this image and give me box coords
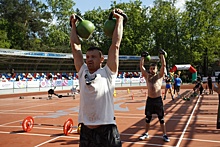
[71,0,187,14]
[41,0,187,13]
[73,0,153,13]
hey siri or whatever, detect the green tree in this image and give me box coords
[184,0,220,75]
[0,0,52,50]
[43,0,75,52]
[0,18,11,48]
[148,0,183,69]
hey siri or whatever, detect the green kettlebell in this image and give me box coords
[146,55,151,61]
[70,15,95,39]
[103,11,128,38]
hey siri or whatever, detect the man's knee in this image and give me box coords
[158,116,165,124]
[145,115,152,123]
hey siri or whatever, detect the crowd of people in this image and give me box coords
[0,72,77,82]
[0,71,144,82]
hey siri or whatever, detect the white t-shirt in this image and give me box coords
[78,64,117,125]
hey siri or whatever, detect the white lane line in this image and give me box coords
[34,136,61,147]
[0,98,73,114]
[121,133,220,144]
[0,119,24,126]
[0,125,63,131]
[1,130,220,146]
[0,99,76,126]
[0,130,79,139]
[0,131,51,137]
[175,95,202,147]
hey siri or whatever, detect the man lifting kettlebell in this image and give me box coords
[139,49,170,142]
[70,8,126,147]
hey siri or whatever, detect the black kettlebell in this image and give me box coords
[103,10,128,38]
[70,15,95,39]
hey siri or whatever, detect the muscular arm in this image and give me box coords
[140,57,148,79]
[159,54,166,78]
[106,9,124,73]
[70,14,84,72]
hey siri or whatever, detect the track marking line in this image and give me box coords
[0,130,79,139]
[1,130,220,145]
[175,95,202,147]
[0,98,73,114]
[34,136,61,147]
[0,125,64,131]
[0,119,24,126]
[121,133,220,144]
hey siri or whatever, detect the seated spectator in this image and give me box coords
[193,78,204,97]
[1,76,8,82]
[35,73,41,80]
[27,73,33,81]
[57,73,62,79]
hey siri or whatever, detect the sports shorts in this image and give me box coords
[145,96,164,117]
[175,86,180,92]
[166,84,172,89]
[79,123,122,147]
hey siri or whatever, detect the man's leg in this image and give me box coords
[164,88,168,100]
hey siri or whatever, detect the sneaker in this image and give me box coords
[139,133,149,140]
[172,97,174,101]
[163,97,166,100]
[162,134,170,142]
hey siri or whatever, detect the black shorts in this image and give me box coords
[80,123,122,147]
[175,86,180,92]
[145,96,164,117]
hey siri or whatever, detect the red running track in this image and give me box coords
[0,84,220,147]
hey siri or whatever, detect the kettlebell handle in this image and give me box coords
[108,11,128,25]
[69,15,83,27]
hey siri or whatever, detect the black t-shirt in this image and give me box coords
[165,78,171,83]
[195,82,203,90]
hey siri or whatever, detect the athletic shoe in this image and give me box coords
[163,134,170,142]
[172,97,174,101]
[139,133,149,140]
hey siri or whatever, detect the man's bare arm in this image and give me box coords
[70,14,84,72]
[106,9,124,73]
[159,54,166,78]
[140,57,148,78]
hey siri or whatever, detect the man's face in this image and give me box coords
[149,65,157,75]
[86,50,104,73]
